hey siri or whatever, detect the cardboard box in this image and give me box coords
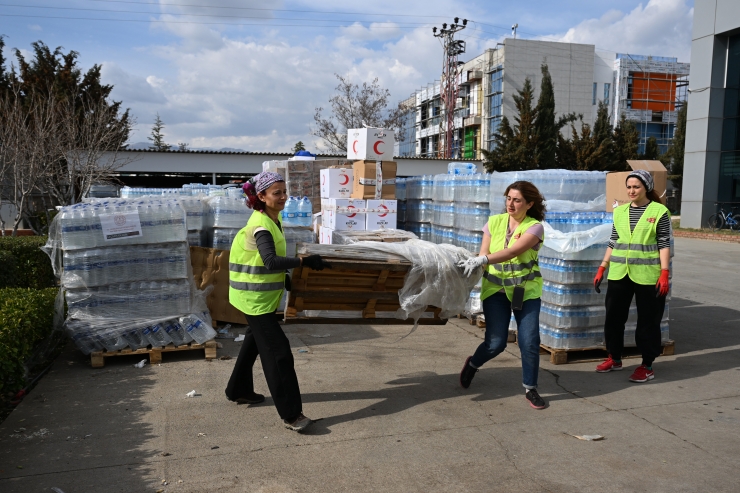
[365,199,398,230]
[321,198,366,231]
[606,160,668,212]
[351,160,397,199]
[347,128,395,160]
[319,226,334,244]
[320,168,353,198]
[189,246,247,325]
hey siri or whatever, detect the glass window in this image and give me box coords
[604,83,611,106]
[489,66,503,94]
[593,82,597,105]
[489,93,502,117]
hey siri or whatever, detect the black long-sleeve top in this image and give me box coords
[607,202,672,250]
[254,228,301,271]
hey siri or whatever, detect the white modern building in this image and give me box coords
[398,38,689,160]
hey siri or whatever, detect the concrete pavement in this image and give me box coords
[1,237,739,492]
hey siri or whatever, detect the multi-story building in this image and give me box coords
[398,38,689,160]
[681,0,740,228]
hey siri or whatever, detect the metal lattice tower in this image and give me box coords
[433,18,467,159]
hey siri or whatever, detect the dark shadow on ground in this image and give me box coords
[0,341,162,493]
[296,297,740,435]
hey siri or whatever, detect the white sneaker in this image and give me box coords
[284,413,313,432]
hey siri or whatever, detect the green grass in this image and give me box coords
[671,219,740,235]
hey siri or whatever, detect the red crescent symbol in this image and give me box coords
[378,204,388,218]
[373,140,384,155]
[321,174,326,185]
[347,205,357,218]
[352,140,358,154]
[339,174,349,185]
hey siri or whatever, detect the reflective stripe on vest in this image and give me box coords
[228,211,286,315]
[229,280,285,291]
[607,201,668,285]
[480,213,543,303]
[228,263,284,275]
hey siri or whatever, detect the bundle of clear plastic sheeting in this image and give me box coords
[329,229,417,245]
[541,221,612,257]
[297,240,480,322]
[43,199,217,356]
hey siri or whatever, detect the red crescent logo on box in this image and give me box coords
[378,204,388,218]
[321,174,326,185]
[373,140,384,155]
[352,140,358,153]
[346,205,357,218]
[339,173,349,185]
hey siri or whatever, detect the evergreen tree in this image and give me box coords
[556,119,612,171]
[482,78,538,172]
[642,136,660,160]
[662,102,687,191]
[533,63,578,169]
[148,113,171,151]
[292,141,306,153]
[613,114,639,169]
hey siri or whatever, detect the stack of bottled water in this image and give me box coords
[46,198,217,356]
[283,196,313,228]
[431,174,455,245]
[204,196,253,249]
[448,162,478,175]
[395,178,407,230]
[405,175,434,235]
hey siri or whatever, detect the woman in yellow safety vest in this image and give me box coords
[593,169,671,383]
[225,171,329,432]
[457,181,547,410]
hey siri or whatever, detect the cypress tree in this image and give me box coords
[534,63,557,169]
[662,102,687,192]
[642,136,660,160]
[148,113,171,151]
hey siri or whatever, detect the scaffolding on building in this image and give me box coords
[614,54,690,155]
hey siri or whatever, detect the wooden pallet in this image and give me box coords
[285,250,446,325]
[539,339,675,365]
[90,340,218,368]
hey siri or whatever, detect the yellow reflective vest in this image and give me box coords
[608,201,668,285]
[228,211,286,315]
[481,214,543,302]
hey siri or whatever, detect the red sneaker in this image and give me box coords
[629,365,655,383]
[596,356,623,373]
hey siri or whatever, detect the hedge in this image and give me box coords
[0,236,56,289]
[0,251,18,288]
[0,287,58,394]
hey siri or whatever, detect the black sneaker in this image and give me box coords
[231,393,265,405]
[459,356,478,389]
[525,389,546,409]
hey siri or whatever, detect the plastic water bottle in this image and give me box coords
[179,314,217,344]
[283,196,298,226]
[164,319,190,346]
[298,197,312,227]
[143,323,172,347]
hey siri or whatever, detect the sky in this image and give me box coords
[0,0,695,152]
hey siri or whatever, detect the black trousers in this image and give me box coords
[604,275,665,366]
[224,311,303,422]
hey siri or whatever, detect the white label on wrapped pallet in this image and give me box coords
[99,212,143,241]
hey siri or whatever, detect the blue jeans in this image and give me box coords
[471,291,541,389]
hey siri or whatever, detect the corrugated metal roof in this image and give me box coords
[118,148,477,161]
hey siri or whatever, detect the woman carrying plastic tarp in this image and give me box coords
[457,181,548,410]
[224,171,330,432]
[593,169,671,383]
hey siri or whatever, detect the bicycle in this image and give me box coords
[708,204,740,232]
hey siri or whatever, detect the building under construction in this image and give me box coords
[397,38,690,160]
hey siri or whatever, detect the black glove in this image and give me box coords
[284,273,292,292]
[302,254,330,271]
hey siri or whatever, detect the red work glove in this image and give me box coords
[594,266,606,293]
[656,269,670,297]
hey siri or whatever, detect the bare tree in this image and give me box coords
[44,96,135,208]
[0,87,57,234]
[312,74,410,153]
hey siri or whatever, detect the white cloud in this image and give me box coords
[339,22,404,41]
[27,25,42,32]
[146,75,166,88]
[101,63,166,106]
[555,0,693,61]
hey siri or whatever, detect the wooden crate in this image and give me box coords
[90,340,218,368]
[539,340,675,365]
[285,254,446,325]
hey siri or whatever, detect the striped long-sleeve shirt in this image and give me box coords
[607,202,672,250]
